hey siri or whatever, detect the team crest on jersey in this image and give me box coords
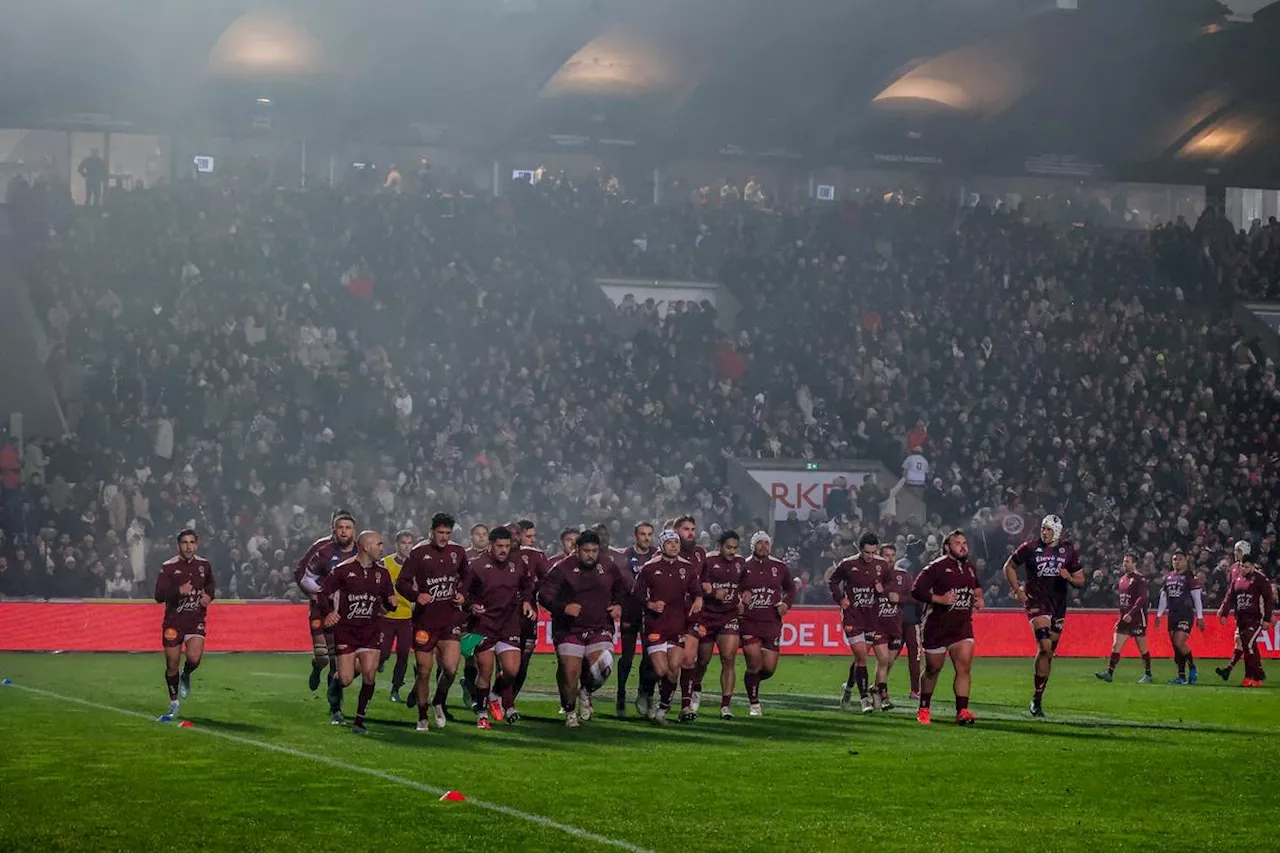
[771,566,778,577]
[451,552,459,565]
[679,568,686,579]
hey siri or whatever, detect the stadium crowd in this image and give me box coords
[0,170,1276,611]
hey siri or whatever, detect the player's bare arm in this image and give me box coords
[1003,558,1025,602]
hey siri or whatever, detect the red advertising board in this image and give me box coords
[0,602,1275,657]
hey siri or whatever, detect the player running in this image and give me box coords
[672,515,709,719]
[457,522,491,708]
[507,520,551,707]
[539,530,628,727]
[1095,553,1153,683]
[912,529,984,726]
[633,529,703,725]
[738,532,794,716]
[618,522,657,716]
[1154,548,1204,684]
[154,529,215,719]
[396,513,470,732]
[882,545,921,698]
[830,533,888,714]
[690,531,747,720]
[871,547,912,710]
[1216,554,1275,687]
[1003,514,1084,718]
[462,526,534,728]
[317,531,396,733]
[1216,540,1253,682]
[295,510,358,714]
[379,530,416,703]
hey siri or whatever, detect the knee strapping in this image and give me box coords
[1034,626,1052,642]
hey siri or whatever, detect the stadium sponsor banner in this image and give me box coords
[744,467,874,521]
[2,602,1276,658]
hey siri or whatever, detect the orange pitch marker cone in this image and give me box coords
[439,791,466,802]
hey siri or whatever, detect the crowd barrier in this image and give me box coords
[1,601,1275,657]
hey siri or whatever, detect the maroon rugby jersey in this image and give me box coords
[679,543,707,576]
[876,561,911,626]
[1161,569,1203,618]
[739,556,794,630]
[517,546,552,597]
[1116,572,1149,625]
[395,540,470,626]
[464,550,531,638]
[633,555,702,637]
[539,555,630,633]
[1218,573,1275,625]
[294,536,358,593]
[829,554,886,628]
[911,555,980,637]
[318,557,396,625]
[701,553,746,616]
[154,555,216,623]
[1009,537,1082,603]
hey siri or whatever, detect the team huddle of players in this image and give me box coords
[151,511,1274,731]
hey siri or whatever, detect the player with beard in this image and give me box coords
[550,528,579,568]
[882,544,921,698]
[505,520,551,704]
[619,522,657,716]
[317,531,397,734]
[1155,548,1205,684]
[1004,514,1085,718]
[154,529,215,720]
[738,532,794,716]
[1216,554,1275,687]
[1216,540,1253,682]
[1095,553,1153,683]
[539,531,629,727]
[295,510,358,717]
[871,547,912,710]
[830,533,888,714]
[463,526,535,728]
[690,531,747,720]
[396,513,470,732]
[633,530,703,725]
[378,530,416,703]
[912,530,983,726]
[672,515,708,720]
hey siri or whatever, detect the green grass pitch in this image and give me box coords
[0,653,1273,852]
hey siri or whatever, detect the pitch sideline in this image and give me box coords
[7,683,655,853]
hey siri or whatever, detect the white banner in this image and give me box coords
[745,468,872,521]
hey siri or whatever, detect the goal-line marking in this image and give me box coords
[7,683,654,853]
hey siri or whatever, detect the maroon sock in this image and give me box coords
[417,699,430,721]
[919,692,932,709]
[1033,674,1048,698]
[1107,653,1120,672]
[855,665,869,698]
[846,660,859,690]
[1140,652,1151,674]
[1245,648,1262,680]
[679,669,695,709]
[693,678,703,694]
[1175,650,1186,677]
[955,695,969,713]
[165,672,180,701]
[720,693,732,709]
[1228,649,1244,669]
[659,676,676,709]
[501,682,515,711]
[355,682,375,724]
[431,672,453,708]
[745,673,760,703]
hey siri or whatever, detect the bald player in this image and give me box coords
[317,531,397,733]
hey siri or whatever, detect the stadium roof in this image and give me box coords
[4,0,1280,185]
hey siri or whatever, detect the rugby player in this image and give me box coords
[294,510,358,714]
[462,526,534,728]
[738,532,794,716]
[1216,555,1274,687]
[378,530,416,703]
[1004,514,1084,717]
[1154,548,1204,684]
[633,529,703,725]
[691,531,746,720]
[1095,553,1153,683]
[618,522,657,716]
[871,548,912,709]
[911,530,983,726]
[830,533,888,714]
[153,529,215,719]
[318,531,396,733]
[1215,540,1252,682]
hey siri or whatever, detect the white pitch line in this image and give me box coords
[6,683,653,853]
